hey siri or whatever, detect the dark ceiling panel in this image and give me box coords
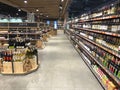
[0,2,27,17]
[0,0,70,19]
[68,0,117,18]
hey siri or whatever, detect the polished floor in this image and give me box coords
[0,30,103,90]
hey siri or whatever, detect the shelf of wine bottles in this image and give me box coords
[74,28,120,37]
[70,35,120,88]
[66,0,120,89]
[76,34,120,58]
[76,29,120,54]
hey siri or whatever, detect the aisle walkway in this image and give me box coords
[0,30,103,90]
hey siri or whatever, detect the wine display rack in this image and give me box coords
[66,0,120,90]
[0,22,53,48]
[0,22,41,41]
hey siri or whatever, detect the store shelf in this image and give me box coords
[1,65,39,75]
[0,39,9,41]
[9,26,37,29]
[65,30,70,35]
[75,46,106,90]
[78,15,120,23]
[75,28,120,37]
[76,34,120,59]
[71,37,120,86]
[92,15,119,21]
[8,33,41,35]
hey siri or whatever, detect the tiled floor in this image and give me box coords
[0,30,103,90]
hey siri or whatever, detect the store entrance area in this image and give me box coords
[0,30,103,90]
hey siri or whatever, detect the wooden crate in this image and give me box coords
[36,40,44,48]
[29,56,37,69]
[2,62,13,74]
[13,62,24,73]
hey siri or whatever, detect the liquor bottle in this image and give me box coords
[4,51,7,61]
[117,70,120,79]
[114,65,119,76]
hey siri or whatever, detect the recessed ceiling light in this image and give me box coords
[59,6,63,9]
[18,9,21,11]
[61,0,64,2]
[24,0,27,4]
[36,9,39,12]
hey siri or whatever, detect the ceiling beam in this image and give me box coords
[61,0,71,19]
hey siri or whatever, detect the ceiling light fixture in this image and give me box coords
[36,9,39,12]
[59,6,62,9]
[59,5,63,10]
[24,0,28,4]
[18,9,21,11]
[61,0,64,2]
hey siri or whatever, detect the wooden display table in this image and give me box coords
[1,56,39,75]
[2,62,13,74]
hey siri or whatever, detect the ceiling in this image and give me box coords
[0,0,70,19]
[68,0,116,18]
[0,2,26,18]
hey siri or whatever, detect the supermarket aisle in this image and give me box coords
[0,30,103,90]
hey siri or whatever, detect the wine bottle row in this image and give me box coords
[0,46,37,62]
[73,22,120,34]
[80,1,120,20]
[93,65,117,90]
[77,30,120,54]
[9,39,26,49]
[92,18,120,25]
[13,50,26,61]
[0,50,13,61]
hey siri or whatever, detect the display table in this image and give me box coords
[0,46,39,75]
[1,55,39,75]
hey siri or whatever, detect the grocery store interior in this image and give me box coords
[0,0,120,90]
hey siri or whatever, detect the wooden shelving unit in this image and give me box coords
[0,22,48,46]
